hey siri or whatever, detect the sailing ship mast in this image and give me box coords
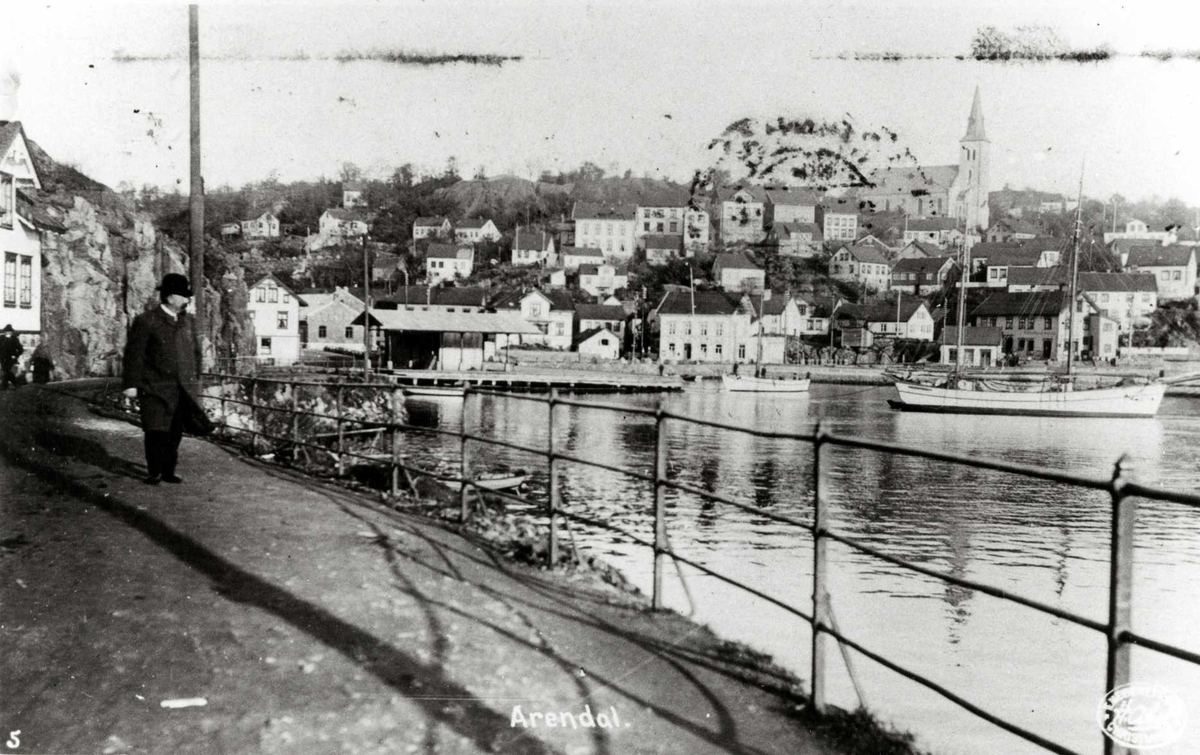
[1065,165,1085,376]
[953,236,969,379]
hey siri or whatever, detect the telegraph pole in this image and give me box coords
[362,233,371,378]
[188,5,206,365]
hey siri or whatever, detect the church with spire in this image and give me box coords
[855,87,990,234]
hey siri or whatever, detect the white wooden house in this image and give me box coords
[248,274,306,365]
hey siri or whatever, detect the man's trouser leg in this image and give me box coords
[161,394,186,476]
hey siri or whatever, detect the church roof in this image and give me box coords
[961,86,988,142]
[862,165,960,196]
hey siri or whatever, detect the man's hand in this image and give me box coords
[122,387,137,398]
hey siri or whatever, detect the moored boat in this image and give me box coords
[722,374,811,393]
[889,379,1165,417]
[442,472,528,492]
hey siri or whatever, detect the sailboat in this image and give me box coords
[722,295,810,393]
[889,170,1165,418]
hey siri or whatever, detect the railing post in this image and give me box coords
[218,377,227,436]
[336,384,345,478]
[248,377,258,454]
[652,402,667,611]
[811,420,830,713]
[460,388,471,523]
[391,386,401,497]
[290,380,300,463]
[547,388,560,568]
[1104,454,1136,755]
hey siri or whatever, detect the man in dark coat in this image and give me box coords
[0,324,23,389]
[122,274,203,484]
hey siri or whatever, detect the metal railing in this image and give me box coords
[197,372,1200,755]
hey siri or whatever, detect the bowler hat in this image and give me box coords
[160,273,193,298]
[1,324,13,333]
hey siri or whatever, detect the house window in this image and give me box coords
[1043,317,1052,330]
[715,323,723,336]
[685,323,692,336]
[715,344,723,357]
[1173,271,1182,281]
[644,222,650,232]
[0,173,11,229]
[277,312,288,329]
[259,337,272,355]
[255,287,266,303]
[268,285,278,303]
[738,344,746,359]
[318,325,327,338]
[18,256,32,308]
[700,343,708,356]
[556,322,565,336]
[668,342,676,354]
[2,253,14,306]
[606,223,613,235]
[700,323,708,336]
[282,292,290,303]
[668,322,676,335]
[530,303,542,316]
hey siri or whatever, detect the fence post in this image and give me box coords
[248,378,258,454]
[219,378,227,436]
[460,389,471,523]
[1104,454,1136,755]
[336,384,345,478]
[391,386,401,497]
[811,420,830,713]
[547,388,560,568]
[290,381,300,463]
[652,402,667,611]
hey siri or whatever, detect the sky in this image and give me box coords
[5,0,1200,205]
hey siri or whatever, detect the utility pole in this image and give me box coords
[188,4,206,366]
[362,234,371,378]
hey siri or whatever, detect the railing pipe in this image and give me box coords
[390,386,401,497]
[1104,454,1135,755]
[811,419,829,713]
[652,401,667,610]
[547,388,560,568]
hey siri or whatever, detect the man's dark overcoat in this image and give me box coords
[122,307,202,432]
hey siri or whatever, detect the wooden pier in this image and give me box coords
[262,365,684,394]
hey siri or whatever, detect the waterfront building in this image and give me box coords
[248,274,306,365]
[712,252,765,293]
[714,186,767,245]
[300,296,364,352]
[356,308,538,370]
[828,239,892,293]
[511,227,556,267]
[491,289,575,349]
[575,327,621,360]
[425,245,473,284]
[794,294,836,336]
[578,263,627,298]
[561,245,604,271]
[239,212,280,238]
[654,290,776,364]
[413,216,452,240]
[575,303,629,341]
[573,203,637,260]
[454,218,501,243]
[940,326,1004,366]
[968,290,1116,360]
[838,300,935,341]
[745,292,803,336]
[856,87,990,232]
[891,256,958,296]
[1005,270,1158,332]
[1122,245,1197,301]
[380,286,488,313]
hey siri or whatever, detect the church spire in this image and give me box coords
[961,86,987,142]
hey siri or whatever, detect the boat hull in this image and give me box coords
[403,387,466,398]
[891,381,1165,417]
[721,374,811,393]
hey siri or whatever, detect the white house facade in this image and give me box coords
[248,274,305,365]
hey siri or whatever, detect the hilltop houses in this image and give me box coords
[829,239,892,293]
[511,228,556,266]
[574,203,637,260]
[715,186,766,245]
[1122,245,1197,301]
[579,263,628,297]
[413,216,453,240]
[319,208,370,238]
[426,245,474,284]
[561,245,604,271]
[712,252,765,293]
[891,256,958,296]
[240,211,280,239]
[454,218,501,243]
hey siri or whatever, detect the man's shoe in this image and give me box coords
[161,474,183,484]
[144,475,162,485]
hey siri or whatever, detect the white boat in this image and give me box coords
[890,379,1165,417]
[889,168,1165,419]
[442,472,528,492]
[722,374,811,393]
[403,386,466,398]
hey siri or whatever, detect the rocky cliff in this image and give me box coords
[26,140,253,378]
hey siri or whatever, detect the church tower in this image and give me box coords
[958,86,990,232]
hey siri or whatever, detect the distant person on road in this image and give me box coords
[122,274,204,485]
[0,324,23,390]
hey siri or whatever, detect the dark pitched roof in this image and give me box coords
[716,185,768,203]
[773,221,822,239]
[574,327,619,346]
[573,202,637,221]
[712,252,761,273]
[905,217,959,232]
[763,187,820,206]
[513,228,552,251]
[970,291,1067,318]
[1126,245,1196,268]
[455,218,494,229]
[575,304,627,321]
[892,256,955,275]
[840,300,928,323]
[656,290,741,316]
[900,239,943,257]
[562,245,604,258]
[643,234,681,250]
[979,246,1046,267]
[426,245,472,260]
[746,294,791,317]
[1078,272,1159,293]
[414,216,451,227]
[943,326,1004,346]
[838,241,890,265]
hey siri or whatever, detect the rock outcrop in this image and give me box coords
[27,140,252,378]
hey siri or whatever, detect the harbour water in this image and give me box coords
[399,383,1200,755]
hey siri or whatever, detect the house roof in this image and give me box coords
[715,185,768,203]
[342,181,365,191]
[414,216,451,227]
[14,190,66,233]
[840,300,928,324]
[575,304,627,321]
[979,246,1046,267]
[901,239,943,257]
[355,308,540,334]
[863,165,959,195]
[573,202,637,221]
[763,187,820,207]
[643,234,681,250]
[250,274,308,305]
[574,327,619,347]
[712,252,761,273]
[892,256,955,275]
[746,294,791,317]
[513,228,552,251]
[562,245,604,258]
[1126,245,1196,268]
[838,241,890,265]
[656,290,741,316]
[455,218,494,230]
[774,221,822,239]
[426,245,473,260]
[971,291,1067,318]
[905,217,959,232]
[0,122,42,188]
[579,263,625,277]
[943,326,1004,346]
